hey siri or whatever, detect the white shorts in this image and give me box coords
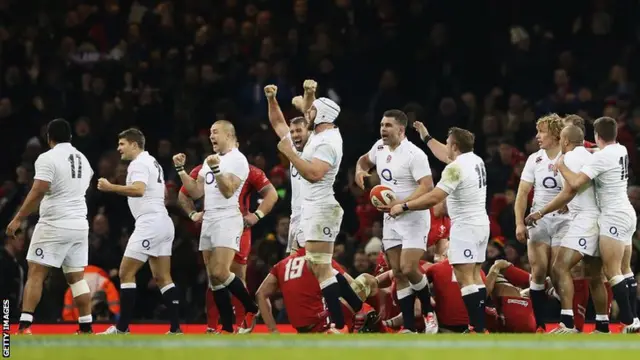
[382,210,430,251]
[199,213,244,251]
[448,223,490,265]
[528,212,570,247]
[300,203,344,247]
[27,223,88,269]
[287,213,304,252]
[124,214,175,262]
[598,210,636,245]
[561,213,600,257]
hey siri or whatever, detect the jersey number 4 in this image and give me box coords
[284,257,305,281]
[68,154,83,179]
[619,155,629,180]
[474,164,487,188]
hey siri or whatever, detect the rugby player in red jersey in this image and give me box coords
[178,162,278,332]
[428,202,450,262]
[254,249,360,334]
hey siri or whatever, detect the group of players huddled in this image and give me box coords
[7,78,639,335]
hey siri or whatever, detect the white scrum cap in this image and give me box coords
[312,97,341,125]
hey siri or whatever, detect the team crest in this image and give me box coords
[548,164,554,171]
[377,145,384,150]
[386,155,392,163]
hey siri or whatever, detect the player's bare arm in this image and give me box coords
[255,274,280,333]
[207,154,242,199]
[355,153,375,190]
[245,184,278,227]
[556,160,591,191]
[414,121,452,164]
[301,79,317,112]
[173,153,205,199]
[6,179,50,236]
[485,260,512,297]
[514,180,533,243]
[389,188,448,217]
[400,175,434,203]
[525,186,576,226]
[375,270,394,288]
[265,84,291,139]
[433,200,448,217]
[177,191,203,222]
[277,138,330,183]
[97,178,145,197]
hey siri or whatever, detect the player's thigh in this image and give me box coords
[288,215,303,251]
[62,229,90,269]
[599,212,635,245]
[527,240,551,278]
[396,213,430,252]
[528,218,552,246]
[452,263,475,285]
[384,246,402,274]
[549,217,571,247]
[560,223,599,259]
[124,220,164,263]
[27,223,75,269]
[148,255,172,283]
[212,215,244,252]
[598,235,625,277]
[447,225,485,265]
[301,203,343,242]
[119,256,146,280]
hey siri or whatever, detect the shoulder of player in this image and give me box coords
[404,140,428,158]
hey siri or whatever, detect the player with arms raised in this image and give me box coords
[7,119,94,334]
[390,127,489,333]
[525,125,609,333]
[96,129,181,335]
[354,109,437,333]
[173,121,258,334]
[272,82,363,333]
[551,117,640,333]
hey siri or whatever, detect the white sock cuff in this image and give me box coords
[477,284,486,290]
[529,282,545,291]
[211,284,225,291]
[121,282,136,289]
[160,283,175,294]
[610,275,625,286]
[319,276,338,289]
[595,314,609,321]
[396,286,414,300]
[78,314,93,323]
[20,313,33,322]
[560,309,574,316]
[460,284,478,296]
[410,275,428,291]
[223,273,236,286]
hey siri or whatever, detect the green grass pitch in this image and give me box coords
[9,334,640,360]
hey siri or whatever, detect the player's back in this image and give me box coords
[521,149,564,211]
[583,143,633,213]
[127,151,167,219]
[562,146,598,216]
[426,260,470,327]
[272,255,326,329]
[439,153,489,226]
[301,128,342,204]
[36,143,92,229]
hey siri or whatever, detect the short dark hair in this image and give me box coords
[564,114,585,133]
[290,116,306,126]
[448,127,475,153]
[47,118,72,143]
[118,128,146,149]
[593,116,617,142]
[383,109,408,127]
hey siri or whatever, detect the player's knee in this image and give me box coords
[153,274,173,288]
[211,265,231,284]
[118,268,136,284]
[69,279,91,298]
[530,266,547,284]
[304,252,332,278]
[399,262,418,278]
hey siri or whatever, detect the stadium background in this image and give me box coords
[0,0,639,328]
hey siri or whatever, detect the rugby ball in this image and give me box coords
[370,185,397,208]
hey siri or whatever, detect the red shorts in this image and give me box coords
[499,297,536,333]
[233,229,251,265]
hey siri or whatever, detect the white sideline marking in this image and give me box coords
[11,338,640,350]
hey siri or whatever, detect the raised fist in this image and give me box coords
[206,154,221,167]
[172,153,186,167]
[303,79,317,94]
[264,84,278,98]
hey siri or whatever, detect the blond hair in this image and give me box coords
[536,113,563,140]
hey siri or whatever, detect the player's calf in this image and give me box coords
[64,268,93,333]
[307,251,347,330]
[454,265,485,332]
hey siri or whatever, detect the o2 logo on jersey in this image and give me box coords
[323,227,333,238]
[34,247,44,259]
[141,240,151,250]
[463,249,473,259]
[380,169,397,185]
[542,176,559,189]
[609,226,618,237]
[205,171,218,188]
[578,238,587,250]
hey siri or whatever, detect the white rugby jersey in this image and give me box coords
[126,151,167,219]
[562,146,599,216]
[436,152,489,226]
[198,148,249,217]
[580,143,634,213]
[367,138,432,201]
[34,143,92,229]
[300,128,342,204]
[285,133,304,217]
[521,149,564,212]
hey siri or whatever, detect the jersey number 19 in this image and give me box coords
[284,257,305,281]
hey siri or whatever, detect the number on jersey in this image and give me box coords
[619,155,629,180]
[475,163,487,188]
[68,154,83,179]
[153,161,164,183]
[284,257,305,281]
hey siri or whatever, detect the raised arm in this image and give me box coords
[414,121,451,164]
[265,85,290,140]
[173,153,205,199]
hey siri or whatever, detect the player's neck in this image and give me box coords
[599,141,616,148]
[388,137,405,151]
[218,146,234,155]
[130,149,143,159]
[544,146,560,159]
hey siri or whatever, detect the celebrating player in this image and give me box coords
[563,114,598,151]
[270,81,363,333]
[525,125,609,333]
[173,121,259,334]
[550,117,640,333]
[96,129,181,335]
[178,161,277,332]
[390,127,490,333]
[514,114,569,331]
[7,119,94,335]
[354,109,437,333]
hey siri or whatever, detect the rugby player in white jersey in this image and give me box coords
[389,127,489,333]
[173,120,258,334]
[525,125,610,333]
[96,128,181,335]
[274,83,364,334]
[551,117,640,333]
[354,109,437,333]
[514,114,569,331]
[264,82,313,254]
[6,119,94,334]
